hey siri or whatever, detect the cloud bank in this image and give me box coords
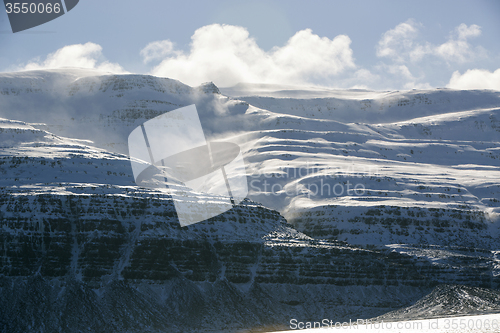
[6,22,495,91]
[22,42,127,73]
[140,40,176,64]
[373,20,491,90]
[377,20,485,64]
[143,24,355,87]
[447,68,500,90]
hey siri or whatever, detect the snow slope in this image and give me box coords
[0,69,249,155]
[2,70,500,245]
[225,88,500,250]
[0,116,300,242]
[373,285,500,321]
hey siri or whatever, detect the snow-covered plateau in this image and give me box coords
[0,69,499,332]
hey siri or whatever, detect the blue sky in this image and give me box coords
[1,0,499,90]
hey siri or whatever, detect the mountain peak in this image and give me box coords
[197,81,220,94]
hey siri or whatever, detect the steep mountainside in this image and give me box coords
[0,69,249,155]
[373,284,500,321]
[0,117,468,332]
[225,87,500,253]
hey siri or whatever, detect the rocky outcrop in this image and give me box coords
[373,284,500,321]
[288,205,494,248]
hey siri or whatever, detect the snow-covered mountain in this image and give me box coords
[220,84,500,248]
[0,116,442,332]
[0,69,249,155]
[1,69,500,332]
[373,284,500,321]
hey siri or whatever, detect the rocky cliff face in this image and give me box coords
[287,203,497,249]
[2,189,498,332]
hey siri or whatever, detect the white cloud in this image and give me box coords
[456,23,481,40]
[140,40,175,64]
[387,64,414,80]
[376,19,421,62]
[435,24,484,63]
[145,24,355,87]
[434,39,472,63]
[22,42,127,73]
[447,68,500,90]
[352,69,380,86]
[374,63,431,90]
[377,21,485,64]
